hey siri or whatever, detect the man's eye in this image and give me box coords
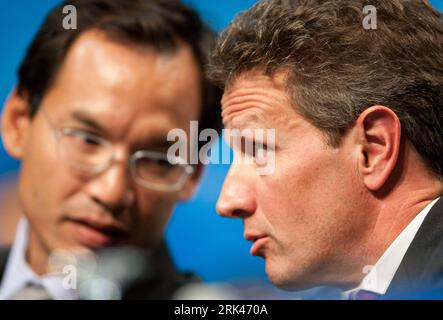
[241,140,268,158]
[81,134,101,146]
[154,158,174,168]
[64,129,103,148]
[253,143,268,158]
[69,130,100,146]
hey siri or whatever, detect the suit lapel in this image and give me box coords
[0,247,11,284]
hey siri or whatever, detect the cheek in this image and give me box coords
[258,145,349,240]
[18,130,80,223]
[263,149,334,207]
[261,144,366,256]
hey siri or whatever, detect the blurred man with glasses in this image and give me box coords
[0,0,220,299]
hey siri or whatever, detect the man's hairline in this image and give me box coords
[24,27,206,120]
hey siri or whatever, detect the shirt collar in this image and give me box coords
[343,197,440,299]
[0,218,77,300]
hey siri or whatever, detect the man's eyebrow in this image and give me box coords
[70,110,108,135]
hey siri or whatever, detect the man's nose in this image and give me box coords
[216,162,257,219]
[85,159,134,216]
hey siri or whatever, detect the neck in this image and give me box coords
[346,172,443,289]
[26,228,50,276]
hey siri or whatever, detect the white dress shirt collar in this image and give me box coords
[0,218,77,300]
[344,197,441,299]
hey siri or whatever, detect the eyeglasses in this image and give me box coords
[41,110,194,192]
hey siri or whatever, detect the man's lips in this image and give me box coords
[64,216,130,247]
[244,232,269,257]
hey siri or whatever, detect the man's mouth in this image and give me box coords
[64,216,130,248]
[244,232,269,257]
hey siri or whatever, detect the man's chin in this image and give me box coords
[265,259,317,291]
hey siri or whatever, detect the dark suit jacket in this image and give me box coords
[384,197,443,299]
[0,248,7,286]
[0,241,198,300]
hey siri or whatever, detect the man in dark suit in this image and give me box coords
[208,0,443,299]
[0,0,220,299]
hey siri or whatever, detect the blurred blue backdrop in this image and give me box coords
[0,0,442,285]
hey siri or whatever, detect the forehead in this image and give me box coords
[221,70,293,129]
[41,30,202,137]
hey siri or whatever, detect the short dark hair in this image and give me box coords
[208,0,443,179]
[18,0,221,135]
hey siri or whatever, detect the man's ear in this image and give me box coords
[356,106,401,191]
[1,89,32,160]
[177,163,204,201]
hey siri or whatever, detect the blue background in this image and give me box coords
[0,0,442,285]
